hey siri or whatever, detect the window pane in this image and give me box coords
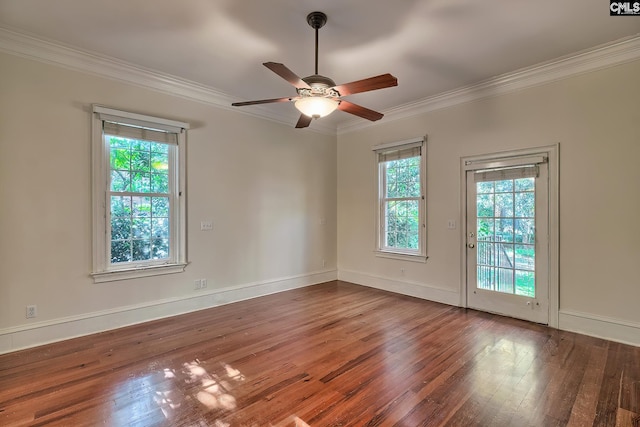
[131,172,151,193]
[152,218,169,239]
[495,268,514,294]
[385,157,420,198]
[515,219,535,243]
[477,242,492,266]
[130,140,150,151]
[495,193,514,217]
[515,270,535,297]
[495,243,514,268]
[477,194,494,217]
[110,148,130,170]
[477,219,494,241]
[111,218,131,240]
[495,179,513,193]
[111,196,132,217]
[132,239,151,261]
[111,241,131,263]
[495,218,514,242]
[132,197,151,217]
[109,137,130,150]
[152,197,169,217]
[515,244,535,271]
[131,150,150,172]
[152,238,169,259]
[477,265,493,290]
[515,192,535,217]
[515,177,534,191]
[132,218,151,239]
[151,143,169,154]
[151,152,169,171]
[477,181,494,194]
[151,172,169,193]
[110,171,130,192]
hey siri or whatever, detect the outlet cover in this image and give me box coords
[26,305,37,319]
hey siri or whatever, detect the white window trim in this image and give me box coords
[373,136,428,262]
[91,105,189,283]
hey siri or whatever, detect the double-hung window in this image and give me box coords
[374,137,427,261]
[91,106,189,282]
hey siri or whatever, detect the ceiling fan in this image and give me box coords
[232,11,398,128]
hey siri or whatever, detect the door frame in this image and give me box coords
[459,144,559,327]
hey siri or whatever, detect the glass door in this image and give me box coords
[466,162,548,324]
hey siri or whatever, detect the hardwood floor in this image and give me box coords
[1,281,638,426]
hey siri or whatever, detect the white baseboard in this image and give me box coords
[0,269,338,355]
[3,270,637,355]
[338,269,460,307]
[559,309,640,347]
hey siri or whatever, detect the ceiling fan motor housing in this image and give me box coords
[299,74,339,98]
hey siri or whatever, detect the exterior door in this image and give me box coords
[466,160,549,324]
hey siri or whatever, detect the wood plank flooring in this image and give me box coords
[1,281,638,426]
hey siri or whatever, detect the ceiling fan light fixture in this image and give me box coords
[295,96,339,118]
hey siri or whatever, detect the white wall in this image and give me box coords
[337,60,640,345]
[0,52,337,353]
[1,49,639,353]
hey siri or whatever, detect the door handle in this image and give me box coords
[468,243,475,249]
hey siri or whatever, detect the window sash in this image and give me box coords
[104,134,178,268]
[381,196,422,253]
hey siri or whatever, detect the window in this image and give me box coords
[374,137,426,261]
[91,106,189,282]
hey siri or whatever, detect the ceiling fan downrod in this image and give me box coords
[306,11,327,76]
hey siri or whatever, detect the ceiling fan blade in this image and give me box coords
[338,100,384,121]
[232,97,297,107]
[332,73,398,96]
[295,114,313,128]
[263,62,311,89]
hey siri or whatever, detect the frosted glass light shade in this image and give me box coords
[295,97,339,118]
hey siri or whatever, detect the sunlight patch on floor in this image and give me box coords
[153,359,245,422]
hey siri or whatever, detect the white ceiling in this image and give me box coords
[1,0,638,129]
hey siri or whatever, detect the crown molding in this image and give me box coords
[2,27,638,138]
[0,27,336,136]
[337,34,640,135]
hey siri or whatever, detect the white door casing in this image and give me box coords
[460,145,559,326]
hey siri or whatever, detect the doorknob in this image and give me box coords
[468,243,475,249]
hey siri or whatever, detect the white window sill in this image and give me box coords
[374,250,428,263]
[92,263,188,283]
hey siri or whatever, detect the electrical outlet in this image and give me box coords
[400,268,405,276]
[322,259,326,268]
[194,279,202,290]
[200,221,213,231]
[201,279,207,289]
[26,305,37,319]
